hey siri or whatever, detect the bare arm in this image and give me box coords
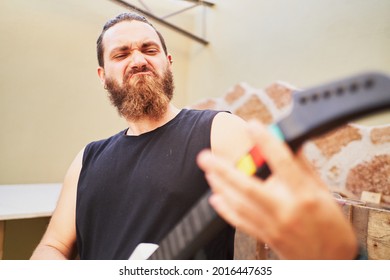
[210,112,253,162]
[198,120,358,259]
[30,148,84,259]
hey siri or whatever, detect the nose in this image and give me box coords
[130,51,147,70]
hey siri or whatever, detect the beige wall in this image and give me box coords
[1,0,389,184]
[0,0,191,184]
[186,0,390,103]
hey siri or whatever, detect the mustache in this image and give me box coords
[123,65,156,82]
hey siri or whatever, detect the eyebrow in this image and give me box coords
[109,41,161,56]
[109,45,131,56]
[140,41,160,50]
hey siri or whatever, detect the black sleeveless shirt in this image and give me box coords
[76,109,234,259]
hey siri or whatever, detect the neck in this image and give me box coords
[125,104,181,136]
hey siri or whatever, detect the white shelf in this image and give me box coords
[0,183,61,220]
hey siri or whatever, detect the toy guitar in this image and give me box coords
[129,71,390,260]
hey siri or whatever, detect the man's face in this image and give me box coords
[98,20,174,121]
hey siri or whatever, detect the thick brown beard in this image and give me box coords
[105,67,174,121]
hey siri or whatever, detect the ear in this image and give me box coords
[97,66,106,87]
[167,54,173,65]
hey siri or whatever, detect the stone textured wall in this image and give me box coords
[188,82,390,203]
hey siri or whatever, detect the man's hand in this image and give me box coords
[197,120,358,259]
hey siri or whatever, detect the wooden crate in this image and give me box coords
[234,202,390,260]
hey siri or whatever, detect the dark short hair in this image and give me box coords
[96,12,168,67]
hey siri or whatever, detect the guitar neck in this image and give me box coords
[148,191,226,259]
[279,71,390,150]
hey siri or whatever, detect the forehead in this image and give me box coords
[103,20,162,53]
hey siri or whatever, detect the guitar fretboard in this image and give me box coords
[149,191,226,259]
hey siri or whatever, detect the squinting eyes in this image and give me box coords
[113,49,158,60]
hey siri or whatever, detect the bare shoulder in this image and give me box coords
[210,112,253,163]
[55,147,84,216]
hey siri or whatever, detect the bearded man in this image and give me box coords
[30,12,252,260]
[31,12,358,261]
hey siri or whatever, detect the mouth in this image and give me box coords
[126,70,155,81]
[132,71,151,77]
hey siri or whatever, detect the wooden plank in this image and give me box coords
[340,203,353,222]
[235,202,390,260]
[257,241,279,260]
[0,221,4,259]
[234,230,280,260]
[361,191,382,205]
[367,209,390,259]
[255,241,267,260]
[234,230,257,259]
[350,204,369,256]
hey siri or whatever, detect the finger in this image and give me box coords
[209,193,271,242]
[197,149,262,192]
[247,121,303,188]
[198,150,279,214]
